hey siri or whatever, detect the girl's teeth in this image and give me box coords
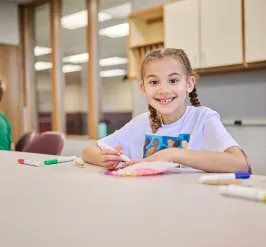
[160,99,172,103]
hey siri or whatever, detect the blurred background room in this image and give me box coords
[0,0,265,174]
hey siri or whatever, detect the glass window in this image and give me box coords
[61,0,88,136]
[98,0,133,135]
[34,3,52,132]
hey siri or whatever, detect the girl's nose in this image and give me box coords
[157,82,171,94]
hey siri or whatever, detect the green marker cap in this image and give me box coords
[44,159,58,165]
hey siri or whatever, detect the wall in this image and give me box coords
[0,1,19,45]
[102,76,132,112]
[132,0,170,11]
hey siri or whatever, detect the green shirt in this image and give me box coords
[0,111,12,150]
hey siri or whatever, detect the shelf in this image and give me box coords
[128,5,164,79]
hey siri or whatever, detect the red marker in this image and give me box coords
[18,159,40,167]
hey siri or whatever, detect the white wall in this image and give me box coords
[102,76,132,112]
[0,1,19,45]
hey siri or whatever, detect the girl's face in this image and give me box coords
[141,57,195,124]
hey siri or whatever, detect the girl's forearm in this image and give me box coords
[147,148,249,173]
[82,144,104,167]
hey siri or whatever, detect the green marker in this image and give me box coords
[44,156,76,165]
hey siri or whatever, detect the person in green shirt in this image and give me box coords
[0,81,14,151]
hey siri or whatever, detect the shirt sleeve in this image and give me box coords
[203,114,239,152]
[97,119,134,158]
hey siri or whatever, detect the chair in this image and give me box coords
[15,131,38,152]
[23,131,65,155]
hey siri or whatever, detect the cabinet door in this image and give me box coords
[201,0,243,67]
[164,0,200,69]
[245,0,266,63]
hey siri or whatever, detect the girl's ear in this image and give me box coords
[186,76,195,94]
[140,82,145,96]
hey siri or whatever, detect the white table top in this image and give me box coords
[0,150,266,247]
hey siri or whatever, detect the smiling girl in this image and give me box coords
[82,48,250,173]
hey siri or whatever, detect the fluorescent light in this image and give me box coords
[99,57,128,67]
[61,10,87,30]
[104,3,132,18]
[63,53,89,63]
[63,64,82,73]
[35,62,81,73]
[61,10,112,30]
[35,62,52,71]
[34,46,52,56]
[98,12,113,22]
[99,23,129,38]
[100,69,126,77]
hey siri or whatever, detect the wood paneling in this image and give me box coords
[86,0,100,139]
[0,44,24,143]
[19,5,37,132]
[50,0,64,132]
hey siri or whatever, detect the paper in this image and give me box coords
[105,161,178,177]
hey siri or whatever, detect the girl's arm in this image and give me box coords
[144,146,249,173]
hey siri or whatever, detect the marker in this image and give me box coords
[199,173,251,183]
[97,143,130,168]
[44,156,76,165]
[18,159,40,167]
[220,185,266,203]
[202,179,243,185]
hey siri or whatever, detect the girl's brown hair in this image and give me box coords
[140,48,201,133]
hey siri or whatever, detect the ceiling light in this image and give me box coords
[34,46,52,56]
[100,69,126,77]
[99,23,129,38]
[35,62,52,71]
[63,64,82,73]
[99,57,128,67]
[98,12,113,22]
[104,2,132,18]
[61,10,112,30]
[63,53,89,63]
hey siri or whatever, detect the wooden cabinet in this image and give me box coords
[128,5,164,79]
[245,0,266,63]
[164,0,201,69]
[127,0,266,79]
[164,0,243,69]
[201,0,243,67]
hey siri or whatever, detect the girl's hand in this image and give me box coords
[119,148,173,169]
[100,145,124,170]
[119,159,144,169]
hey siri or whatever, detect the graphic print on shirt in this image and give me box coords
[143,134,190,158]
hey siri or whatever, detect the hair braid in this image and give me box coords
[148,104,161,133]
[189,87,201,107]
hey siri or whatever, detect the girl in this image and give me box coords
[82,48,250,173]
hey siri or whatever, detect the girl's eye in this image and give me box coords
[149,80,159,85]
[169,79,179,84]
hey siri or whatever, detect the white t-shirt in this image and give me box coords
[98,106,240,160]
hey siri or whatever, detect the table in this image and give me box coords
[0,150,265,247]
